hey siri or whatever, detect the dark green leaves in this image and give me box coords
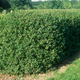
[0,9,80,75]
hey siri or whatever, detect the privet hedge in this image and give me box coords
[0,9,80,75]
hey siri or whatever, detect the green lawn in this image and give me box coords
[47,52,80,80]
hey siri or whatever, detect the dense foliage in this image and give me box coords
[0,9,80,75]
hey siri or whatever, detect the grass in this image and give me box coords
[46,51,80,80]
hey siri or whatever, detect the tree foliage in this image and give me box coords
[0,0,11,9]
[1,0,80,13]
[8,0,33,10]
[0,0,33,11]
[32,0,80,9]
[32,1,64,9]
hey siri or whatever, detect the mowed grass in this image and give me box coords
[47,52,80,80]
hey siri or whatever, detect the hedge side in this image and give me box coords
[0,9,80,75]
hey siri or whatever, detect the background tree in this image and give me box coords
[61,0,69,9]
[0,0,11,9]
[70,0,78,8]
[75,1,80,9]
[8,0,33,10]
[71,0,80,9]
[32,0,64,9]
[68,1,72,9]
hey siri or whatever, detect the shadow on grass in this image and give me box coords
[52,49,80,71]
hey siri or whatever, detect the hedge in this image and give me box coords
[0,9,80,75]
